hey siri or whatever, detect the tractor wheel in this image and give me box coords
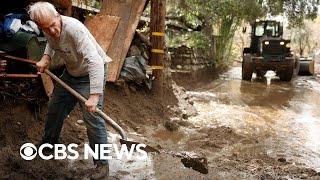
[242,54,253,81]
[279,65,294,81]
[256,70,266,78]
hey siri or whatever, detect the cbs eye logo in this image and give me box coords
[20,143,37,160]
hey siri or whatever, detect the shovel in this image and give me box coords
[0,52,208,174]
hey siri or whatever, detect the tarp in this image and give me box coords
[120,55,151,88]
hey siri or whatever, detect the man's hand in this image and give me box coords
[36,55,50,73]
[85,94,100,113]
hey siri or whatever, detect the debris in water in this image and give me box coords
[164,120,179,131]
[174,151,208,174]
[278,157,286,163]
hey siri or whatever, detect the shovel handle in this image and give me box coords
[44,69,127,140]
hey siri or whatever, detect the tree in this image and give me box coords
[290,21,318,56]
[266,0,319,27]
[171,0,264,64]
[167,0,319,66]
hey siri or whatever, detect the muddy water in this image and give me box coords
[69,66,320,179]
[187,67,320,172]
[116,66,320,179]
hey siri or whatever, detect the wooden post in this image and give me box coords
[150,0,166,96]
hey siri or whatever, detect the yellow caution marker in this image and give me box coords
[151,66,164,70]
[151,32,165,37]
[151,49,165,54]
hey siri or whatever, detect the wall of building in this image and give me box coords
[168,45,214,71]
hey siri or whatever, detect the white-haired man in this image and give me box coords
[28,2,111,179]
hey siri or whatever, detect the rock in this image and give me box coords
[300,173,308,179]
[185,106,197,117]
[77,120,84,125]
[182,113,188,120]
[188,100,194,105]
[177,120,192,127]
[232,151,239,157]
[178,151,208,174]
[278,157,286,163]
[172,107,181,114]
[261,173,273,179]
[168,117,193,127]
[78,135,85,140]
[164,120,179,131]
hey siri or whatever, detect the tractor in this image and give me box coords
[242,19,303,81]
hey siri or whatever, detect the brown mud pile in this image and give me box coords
[0,83,176,179]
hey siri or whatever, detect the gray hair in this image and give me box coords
[28,2,58,23]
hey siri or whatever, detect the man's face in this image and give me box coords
[37,14,62,39]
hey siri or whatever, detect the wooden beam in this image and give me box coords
[150,0,166,95]
[100,0,147,82]
[85,15,120,53]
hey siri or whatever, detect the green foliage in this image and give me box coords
[74,0,101,8]
[167,31,210,51]
[290,23,318,56]
[167,0,319,67]
[266,0,319,27]
[178,0,264,64]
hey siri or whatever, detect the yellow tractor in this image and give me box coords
[242,19,315,81]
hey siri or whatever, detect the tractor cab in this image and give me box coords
[244,20,288,56]
[251,20,282,53]
[253,20,282,38]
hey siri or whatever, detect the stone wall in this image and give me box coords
[168,45,214,71]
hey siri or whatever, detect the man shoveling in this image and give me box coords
[28,2,112,179]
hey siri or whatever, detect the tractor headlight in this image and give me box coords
[264,41,269,45]
[280,41,285,45]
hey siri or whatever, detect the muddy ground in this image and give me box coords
[1,64,320,179]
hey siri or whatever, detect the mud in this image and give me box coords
[175,151,208,174]
[1,65,320,179]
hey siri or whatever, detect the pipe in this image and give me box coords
[0,74,39,78]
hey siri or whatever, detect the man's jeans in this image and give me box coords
[42,69,108,165]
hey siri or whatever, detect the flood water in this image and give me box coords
[187,67,320,171]
[72,66,320,179]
